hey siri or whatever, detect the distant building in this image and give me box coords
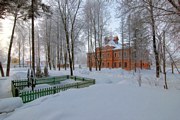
[11,57,20,67]
[25,60,46,67]
[11,58,19,64]
[87,36,150,70]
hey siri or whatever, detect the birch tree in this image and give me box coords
[56,0,82,76]
[116,0,179,80]
[84,0,110,71]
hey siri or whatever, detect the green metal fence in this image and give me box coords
[11,75,95,103]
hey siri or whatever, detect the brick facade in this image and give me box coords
[87,44,150,71]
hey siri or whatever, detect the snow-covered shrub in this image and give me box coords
[36,65,42,78]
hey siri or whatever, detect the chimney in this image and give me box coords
[113,36,119,44]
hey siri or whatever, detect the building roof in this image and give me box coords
[104,40,129,50]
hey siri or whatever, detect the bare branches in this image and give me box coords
[167,0,180,12]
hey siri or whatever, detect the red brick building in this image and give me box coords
[87,36,150,70]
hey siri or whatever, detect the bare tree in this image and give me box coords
[0,49,5,77]
[116,0,166,77]
[56,0,82,76]
[84,0,110,71]
[5,0,30,76]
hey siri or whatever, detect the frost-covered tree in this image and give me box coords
[83,0,110,71]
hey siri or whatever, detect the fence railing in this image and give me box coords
[11,75,95,103]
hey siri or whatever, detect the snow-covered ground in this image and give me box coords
[0,67,180,120]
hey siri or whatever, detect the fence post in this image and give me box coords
[93,79,95,84]
[54,77,55,84]
[27,69,30,87]
[53,86,56,94]
[15,88,19,97]
[77,83,79,88]
[11,81,14,96]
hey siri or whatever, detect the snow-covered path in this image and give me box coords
[2,84,180,120]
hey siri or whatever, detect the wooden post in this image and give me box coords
[171,62,174,74]
[53,86,56,94]
[31,69,35,91]
[67,75,69,79]
[15,88,19,97]
[77,83,79,88]
[27,69,30,87]
[93,79,95,84]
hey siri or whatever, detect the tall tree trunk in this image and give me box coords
[19,42,21,67]
[22,39,25,67]
[60,35,63,71]
[88,28,92,71]
[93,20,97,71]
[57,22,60,71]
[52,57,56,70]
[0,62,4,77]
[65,30,73,75]
[163,31,168,89]
[121,18,124,69]
[134,29,137,72]
[6,14,17,76]
[46,18,51,70]
[98,25,103,71]
[64,51,67,70]
[90,27,94,70]
[29,25,32,68]
[171,62,174,74]
[47,45,51,70]
[37,28,40,67]
[149,0,160,78]
[32,0,35,73]
[71,29,75,70]
[128,15,131,70]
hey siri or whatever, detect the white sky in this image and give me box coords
[0,18,13,48]
[107,2,120,36]
[0,2,120,55]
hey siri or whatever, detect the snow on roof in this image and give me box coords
[105,40,129,50]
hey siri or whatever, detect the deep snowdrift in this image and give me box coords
[0,97,23,113]
[2,84,180,120]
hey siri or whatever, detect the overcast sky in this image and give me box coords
[0,1,120,49]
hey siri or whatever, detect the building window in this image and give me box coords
[119,62,121,67]
[114,52,116,58]
[119,51,121,58]
[124,62,127,68]
[124,51,127,58]
[114,62,116,67]
[107,62,109,67]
